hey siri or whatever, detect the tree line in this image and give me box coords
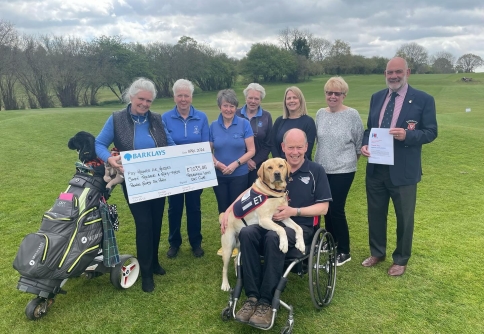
[0,22,482,110]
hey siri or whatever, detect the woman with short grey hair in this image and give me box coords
[236,83,273,188]
[122,78,157,104]
[216,89,239,108]
[172,79,195,96]
[162,78,209,259]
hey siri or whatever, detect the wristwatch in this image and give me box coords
[296,208,301,216]
[237,159,241,166]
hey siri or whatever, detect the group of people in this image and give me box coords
[94,56,438,306]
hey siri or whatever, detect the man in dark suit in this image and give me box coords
[360,57,437,276]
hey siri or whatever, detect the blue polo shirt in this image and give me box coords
[162,105,210,145]
[210,114,253,177]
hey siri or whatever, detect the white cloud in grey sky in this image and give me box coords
[1,0,483,64]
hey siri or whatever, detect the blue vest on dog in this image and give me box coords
[233,189,270,219]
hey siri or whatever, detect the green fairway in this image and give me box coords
[1,73,483,333]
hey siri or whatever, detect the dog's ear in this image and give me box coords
[68,136,80,151]
[69,131,97,161]
[285,160,291,179]
[79,133,97,162]
[257,160,265,180]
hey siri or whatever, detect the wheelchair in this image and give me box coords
[221,226,337,333]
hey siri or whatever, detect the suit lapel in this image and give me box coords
[372,90,387,126]
[396,85,415,128]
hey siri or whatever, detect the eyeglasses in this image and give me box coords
[325,91,345,97]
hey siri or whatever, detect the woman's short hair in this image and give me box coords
[243,83,266,100]
[282,86,308,119]
[123,78,157,104]
[217,89,239,108]
[324,77,349,95]
[172,79,195,96]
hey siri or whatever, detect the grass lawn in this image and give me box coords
[0,73,483,333]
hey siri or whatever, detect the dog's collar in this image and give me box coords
[262,181,285,193]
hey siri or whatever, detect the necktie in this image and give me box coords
[380,92,398,128]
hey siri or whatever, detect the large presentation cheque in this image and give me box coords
[121,142,217,204]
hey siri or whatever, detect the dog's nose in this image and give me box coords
[274,171,281,180]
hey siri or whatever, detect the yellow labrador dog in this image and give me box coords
[220,158,305,291]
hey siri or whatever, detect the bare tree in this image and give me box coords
[0,20,20,110]
[16,35,55,108]
[395,42,429,73]
[455,53,484,73]
[328,39,351,57]
[43,35,89,107]
[430,51,455,73]
[0,20,17,46]
[309,37,331,62]
[278,27,313,51]
[323,39,352,74]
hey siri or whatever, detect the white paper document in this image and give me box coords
[368,128,394,165]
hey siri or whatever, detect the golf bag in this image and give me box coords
[13,173,106,280]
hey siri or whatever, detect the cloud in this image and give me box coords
[1,0,483,64]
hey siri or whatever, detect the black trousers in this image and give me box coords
[324,172,355,254]
[122,184,165,278]
[167,189,203,249]
[366,165,417,265]
[239,223,313,304]
[246,162,263,189]
[213,174,248,213]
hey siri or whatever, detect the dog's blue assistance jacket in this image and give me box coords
[233,189,273,224]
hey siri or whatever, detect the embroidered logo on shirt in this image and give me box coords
[299,176,310,184]
[233,133,243,139]
[258,121,263,127]
[193,125,200,135]
[406,120,418,130]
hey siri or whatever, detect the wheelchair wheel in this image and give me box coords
[280,320,294,334]
[280,327,292,334]
[308,228,337,309]
[221,307,232,321]
[110,255,140,289]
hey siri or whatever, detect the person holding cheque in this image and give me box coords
[162,79,209,259]
[360,57,437,276]
[95,78,175,293]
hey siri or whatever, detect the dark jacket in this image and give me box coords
[236,106,273,165]
[362,85,438,186]
[113,108,167,151]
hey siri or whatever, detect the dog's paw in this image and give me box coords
[221,281,231,291]
[296,239,306,254]
[279,238,288,253]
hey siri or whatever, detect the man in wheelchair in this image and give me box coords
[222,129,333,329]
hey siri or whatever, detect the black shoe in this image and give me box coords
[192,246,205,258]
[167,247,179,258]
[153,264,166,275]
[336,253,351,267]
[141,276,155,293]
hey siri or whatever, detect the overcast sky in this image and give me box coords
[1,0,483,67]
